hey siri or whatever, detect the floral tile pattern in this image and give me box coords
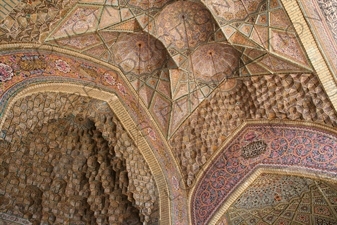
[192,124,337,225]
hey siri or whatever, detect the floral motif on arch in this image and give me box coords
[55,59,71,73]
[192,124,337,225]
[0,63,13,82]
[103,73,116,85]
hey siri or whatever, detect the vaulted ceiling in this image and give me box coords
[0,0,337,224]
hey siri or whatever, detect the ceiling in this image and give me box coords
[0,0,337,224]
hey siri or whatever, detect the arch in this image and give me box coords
[0,43,183,173]
[0,44,188,225]
[0,91,158,223]
[0,82,171,222]
[190,120,337,225]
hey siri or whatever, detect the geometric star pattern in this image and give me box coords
[43,0,313,137]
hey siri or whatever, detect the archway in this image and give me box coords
[191,121,337,225]
[1,83,180,224]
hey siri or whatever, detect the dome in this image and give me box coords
[191,43,240,83]
[156,1,214,50]
[112,33,167,75]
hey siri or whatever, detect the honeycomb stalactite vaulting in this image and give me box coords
[170,73,337,186]
[0,92,159,225]
[0,0,77,43]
